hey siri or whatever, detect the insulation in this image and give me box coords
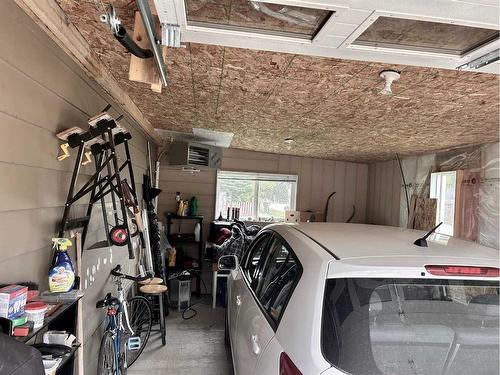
[57,1,499,162]
[398,143,499,249]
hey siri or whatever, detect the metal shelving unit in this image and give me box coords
[166,214,204,295]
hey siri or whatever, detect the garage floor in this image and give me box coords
[128,297,234,375]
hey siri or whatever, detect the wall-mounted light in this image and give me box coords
[379,70,401,95]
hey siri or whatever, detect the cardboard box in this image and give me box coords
[0,285,28,319]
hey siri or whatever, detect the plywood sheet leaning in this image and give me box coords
[454,169,480,241]
[407,195,437,231]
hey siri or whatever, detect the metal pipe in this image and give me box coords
[136,0,168,86]
[115,25,153,59]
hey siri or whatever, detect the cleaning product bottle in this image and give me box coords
[190,196,198,216]
[194,222,201,242]
[48,238,75,293]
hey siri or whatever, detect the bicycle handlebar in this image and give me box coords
[110,264,153,282]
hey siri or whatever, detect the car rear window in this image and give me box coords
[322,278,499,375]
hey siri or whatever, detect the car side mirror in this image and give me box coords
[218,255,239,271]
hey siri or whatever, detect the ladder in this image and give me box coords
[58,113,139,259]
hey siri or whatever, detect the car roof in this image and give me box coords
[279,223,499,265]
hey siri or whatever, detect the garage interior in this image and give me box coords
[0,0,498,374]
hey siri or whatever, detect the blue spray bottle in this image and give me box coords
[49,238,75,293]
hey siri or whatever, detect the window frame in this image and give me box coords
[343,11,499,62]
[241,230,303,331]
[242,232,273,290]
[215,170,298,223]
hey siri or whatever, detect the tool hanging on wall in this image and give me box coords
[57,109,140,259]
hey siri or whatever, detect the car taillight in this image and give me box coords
[425,265,500,277]
[280,352,302,375]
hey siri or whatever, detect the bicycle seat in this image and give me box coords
[96,293,120,309]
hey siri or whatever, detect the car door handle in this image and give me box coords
[251,334,260,355]
[236,295,242,306]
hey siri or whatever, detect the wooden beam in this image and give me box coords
[14,0,161,144]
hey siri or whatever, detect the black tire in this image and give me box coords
[125,296,153,368]
[97,331,116,375]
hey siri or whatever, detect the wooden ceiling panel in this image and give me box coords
[57,1,499,162]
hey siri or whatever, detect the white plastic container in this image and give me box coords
[25,301,48,328]
[194,223,201,242]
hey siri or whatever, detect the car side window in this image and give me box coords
[243,233,272,291]
[256,237,302,325]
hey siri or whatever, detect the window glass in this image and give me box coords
[216,171,297,222]
[322,278,499,375]
[185,0,332,40]
[257,238,302,324]
[353,16,499,55]
[244,233,271,291]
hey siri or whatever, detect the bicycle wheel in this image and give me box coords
[126,296,153,367]
[97,331,116,375]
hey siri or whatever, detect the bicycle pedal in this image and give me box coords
[127,336,141,351]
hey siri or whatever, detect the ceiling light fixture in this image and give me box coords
[379,70,401,95]
[284,138,295,150]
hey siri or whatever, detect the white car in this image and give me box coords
[219,223,500,375]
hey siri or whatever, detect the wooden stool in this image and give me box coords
[140,284,168,345]
[138,277,163,285]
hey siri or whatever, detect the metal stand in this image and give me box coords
[58,118,139,259]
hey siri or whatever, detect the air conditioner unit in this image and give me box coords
[168,141,222,169]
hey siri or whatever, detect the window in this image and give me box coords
[185,0,333,40]
[244,233,272,291]
[256,237,302,324]
[353,16,499,56]
[322,278,499,375]
[216,171,297,222]
[430,171,457,235]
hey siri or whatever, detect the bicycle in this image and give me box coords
[96,265,153,374]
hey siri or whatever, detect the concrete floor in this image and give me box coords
[128,297,234,375]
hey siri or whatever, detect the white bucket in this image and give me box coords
[25,302,48,329]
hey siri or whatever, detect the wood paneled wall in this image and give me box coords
[158,148,369,291]
[0,2,152,373]
[366,160,401,226]
[159,148,369,224]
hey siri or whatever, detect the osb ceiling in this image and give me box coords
[58,1,499,162]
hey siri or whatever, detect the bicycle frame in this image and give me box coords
[103,276,135,374]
